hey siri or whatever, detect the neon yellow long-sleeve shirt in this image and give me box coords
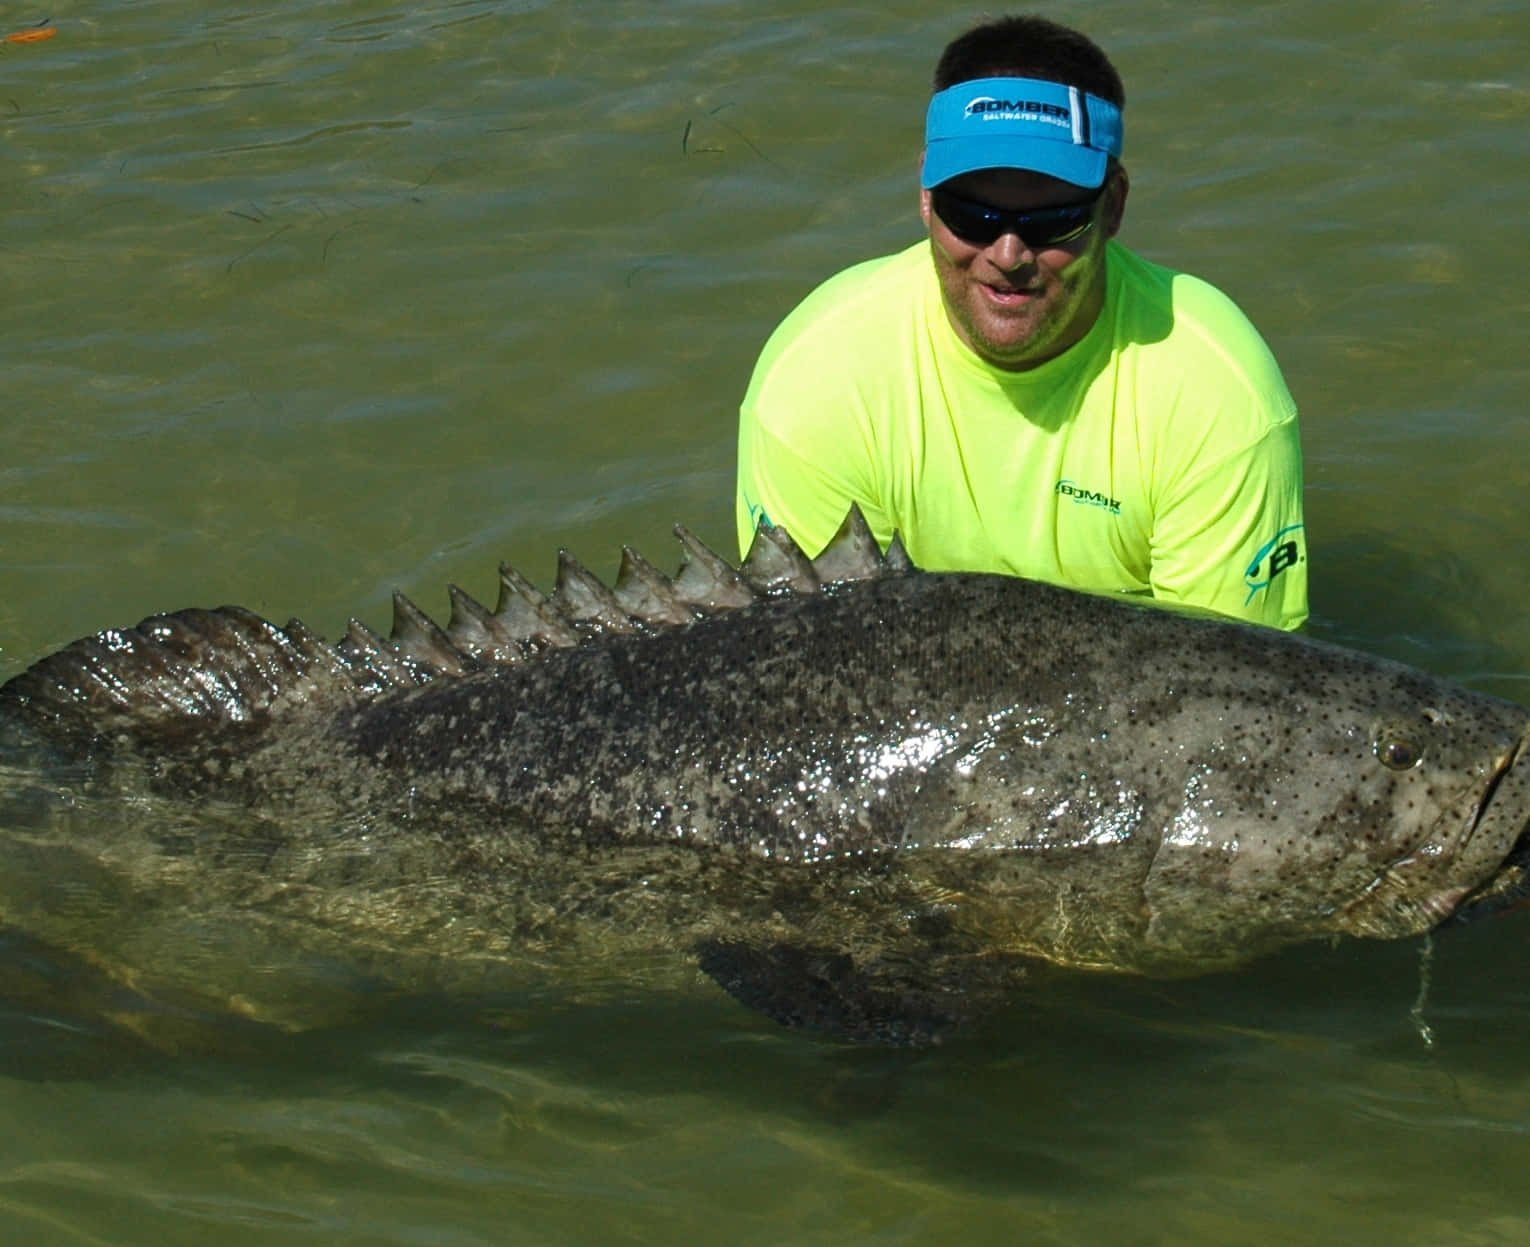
[736,240,1308,630]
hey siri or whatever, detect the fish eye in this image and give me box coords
[1376,735,1422,771]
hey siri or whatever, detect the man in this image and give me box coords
[735,15,1307,629]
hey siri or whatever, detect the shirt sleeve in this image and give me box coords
[735,347,898,562]
[737,415,854,559]
[1146,416,1309,630]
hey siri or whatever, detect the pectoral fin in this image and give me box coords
[696,939,1018,1046]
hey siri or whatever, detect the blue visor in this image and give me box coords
[922,76,1124,190]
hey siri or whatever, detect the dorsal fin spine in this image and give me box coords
[672,525,757,610]
[553,550,638,634]
[445,585,527,663]
[495,565,581,649]
[740,523,821,595]
[390,592,476,676]
[613,546,698,626]
[807,504,889,585]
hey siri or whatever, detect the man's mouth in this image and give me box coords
[982,283,1041,305]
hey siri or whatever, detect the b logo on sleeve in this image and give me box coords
[1244,525,1304,603]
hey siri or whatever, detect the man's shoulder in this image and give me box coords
[1111,245,1267,341]
[758,243,928,357]
[743,242,932,420]
[1108,244,1295,419]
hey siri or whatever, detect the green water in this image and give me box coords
[3,1,1530,1242]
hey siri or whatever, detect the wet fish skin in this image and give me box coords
[1,514,1527,1044]
[323,568,1530,969]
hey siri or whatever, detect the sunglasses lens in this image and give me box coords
[1024,212,1092,248]
[932,189,1097,250]
[934,192,1002,246]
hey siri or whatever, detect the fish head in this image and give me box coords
[885,631,1530,974]
[1128,650,1530,967]
[1330,709,1530,939]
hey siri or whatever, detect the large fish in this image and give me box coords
[1,511,1527,1045]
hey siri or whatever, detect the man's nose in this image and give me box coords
[986,231,1035,271]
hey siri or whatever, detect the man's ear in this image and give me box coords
[918,151,933,229]
[1103,166,1129,239]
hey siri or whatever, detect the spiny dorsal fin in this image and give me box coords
[390,592,477,677]
[0,509,921,746]
[613,546,700,627]
[339,618,430,687]
[740,523,820,596]
[809,505,888,585]
[281,616,379,693]
[494,565,581,649]
[883,530,914,574]
[552,551,638,634]
[444,585,528,664]
[672,524,757,611]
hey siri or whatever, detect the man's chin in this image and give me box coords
[968,322,1049,368]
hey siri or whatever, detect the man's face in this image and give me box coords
[920,166,1127,371]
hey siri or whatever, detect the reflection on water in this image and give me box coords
[2,0,1529,1242]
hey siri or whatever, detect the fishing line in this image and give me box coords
[1409,932,1435,1048]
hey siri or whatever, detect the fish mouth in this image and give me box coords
[1440,820,1530,926]
[1439,736,1530,928]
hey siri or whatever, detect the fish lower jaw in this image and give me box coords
[1337,874,1469,939]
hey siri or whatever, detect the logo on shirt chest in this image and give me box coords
[1055,479,1121,515]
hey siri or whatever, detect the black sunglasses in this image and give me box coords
[930,185,1104,250]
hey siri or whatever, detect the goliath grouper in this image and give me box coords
[1,511,1528,1045]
